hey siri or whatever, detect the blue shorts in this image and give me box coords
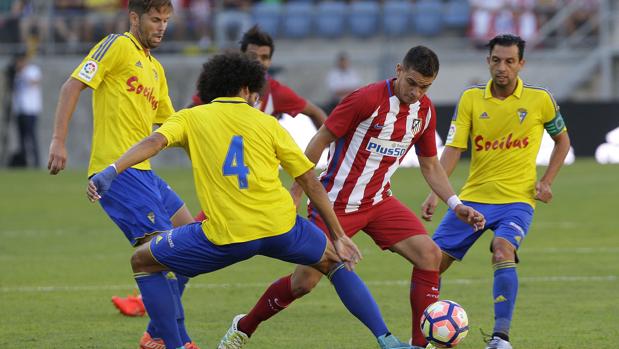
[99,168,184,246]
[432,202,534,261]
[149,216,328,278]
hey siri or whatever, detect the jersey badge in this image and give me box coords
[135,60,142,68]
[479,112,490,119]
[147,211,155,224]
[411,118,422,135]
[78,60,98,82]
[517,108,528,124]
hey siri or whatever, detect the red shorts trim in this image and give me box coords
[308,196,427,250]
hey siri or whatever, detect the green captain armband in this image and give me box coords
[544,112,566,136]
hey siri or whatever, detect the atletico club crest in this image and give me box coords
[517,108,528,123]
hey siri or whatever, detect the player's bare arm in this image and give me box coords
[536,131,571,203]
[289,125,337,206]
[294,169,361,270]
[421,145,464,220]
[87,133,168,202]
[418,155,485,231]
[301,100,328,129]
[48,77,87,175]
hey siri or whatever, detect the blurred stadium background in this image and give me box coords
[1,0,619,167]
[1,1,618,348]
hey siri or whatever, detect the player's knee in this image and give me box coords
[418,242,443,270]
[290,269,321,298]
[130,246,151,272]
[491,241,515,263]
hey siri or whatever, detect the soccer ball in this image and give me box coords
[420,300,469,348]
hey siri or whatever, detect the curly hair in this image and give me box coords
[197,52,266,104]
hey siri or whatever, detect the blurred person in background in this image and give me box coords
[421,34,571,349]
[46,1,200,348]
[11,51,41,168]
[214,0,251,49]
[324,51,361,114]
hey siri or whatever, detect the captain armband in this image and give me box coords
[544,112,566,136]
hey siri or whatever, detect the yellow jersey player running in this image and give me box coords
[87,52,418,349]
[421,34,571,349]
[47,1,198,348]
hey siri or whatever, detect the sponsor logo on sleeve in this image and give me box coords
[78,60,98,82]
[446,124,456,144]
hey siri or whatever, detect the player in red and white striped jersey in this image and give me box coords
[225,46,486,349]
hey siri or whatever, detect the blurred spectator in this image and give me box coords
[84,0,121,42]
[187,0,212,48]
[214,0,251,49]
[469,0,538,47]
[324,52,361,114]
[564,0,599,36]
[11,51,41,168]
[0,0,28,43]
[49,0,85,47]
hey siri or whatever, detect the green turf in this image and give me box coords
[0,159,617,348]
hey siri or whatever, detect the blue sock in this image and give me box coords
[492,261,518,338]
[135,272,184,349]
[328,264,389,337]
[177,274,190,296]
[166,272,191,344]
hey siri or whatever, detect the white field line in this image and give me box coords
[1,275,616,293]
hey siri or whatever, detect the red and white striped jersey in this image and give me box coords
[320,79,437,213]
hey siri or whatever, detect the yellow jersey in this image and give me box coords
[71,32,174,176]
[155,97,315,245]
[445,78,566,207]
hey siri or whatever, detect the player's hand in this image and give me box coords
[289,182,304,208]
[454,205,486,232]
[48,139,67,175]
[332,235,363,271]
[421,192,439,221]
[535,180,553,203]
[87,165,118,202]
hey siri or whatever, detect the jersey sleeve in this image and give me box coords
[271,80,307,117]
[324,86,375,138]
[153,62,175,125]
[272,120,315,178]
[541,90,567,136]
[71,34,123,89]
[415,102,438,157]
[155,110,189,148]
[445,90,473,149]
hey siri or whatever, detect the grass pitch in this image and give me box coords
[0,159,617,348]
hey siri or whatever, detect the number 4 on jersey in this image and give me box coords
[223,135,249,189]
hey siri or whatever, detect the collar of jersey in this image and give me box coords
[485,77,523,99]
[124,31,149,57]
[211,97,247,104]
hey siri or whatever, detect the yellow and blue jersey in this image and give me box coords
[445,78,566,207]
[71,32,174,176]
[155,97,315,245]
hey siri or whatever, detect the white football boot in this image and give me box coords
[218,314,249,349]
[485,336,513,349]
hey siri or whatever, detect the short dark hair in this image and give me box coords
[197,52,266,104]
[402,46,439,77]
[128,0,173,16]
[487,34,526,60]
[239,25,275,58]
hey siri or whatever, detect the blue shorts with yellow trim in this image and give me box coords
[432,202,534,261]
[149,216,327,278]
[98,168,184,246]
